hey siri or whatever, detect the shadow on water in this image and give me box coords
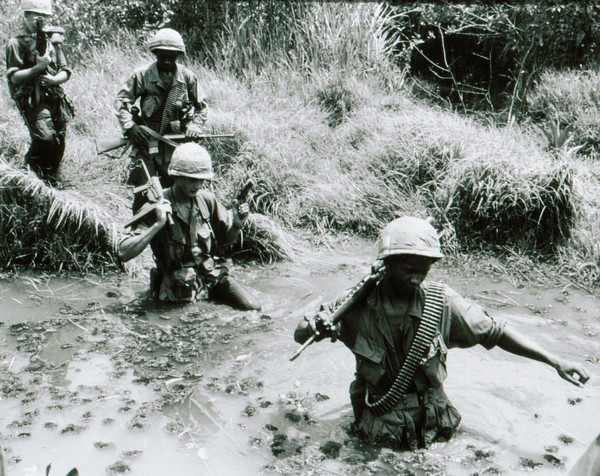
[0,241,598,475]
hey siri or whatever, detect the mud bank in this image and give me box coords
[0,243,598,475]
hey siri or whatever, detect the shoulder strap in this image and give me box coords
[365,282,446,416]
[194,194,215,239]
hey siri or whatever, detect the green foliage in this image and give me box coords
[0,161,120,271]
[437,161,576,253]
[315,77,361,128]
[527,70,600,158]
[391,2,600,116]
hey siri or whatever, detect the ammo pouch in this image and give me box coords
[200,257,228,281]
[171,267,199,300]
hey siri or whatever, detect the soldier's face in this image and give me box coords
[175,177,205,198]
[155,50,178,73]
[383,255,436,290]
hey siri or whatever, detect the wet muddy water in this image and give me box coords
[0,243,598,475]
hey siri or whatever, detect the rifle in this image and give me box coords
[95,131,234,155]
[124,161,173,228]
[35,18,46,57]
[289,261,384,361]
[289,217,437,361]
[236,179,254,204]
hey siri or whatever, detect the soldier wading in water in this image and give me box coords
[118,143,261,311]
[294,217,590,450]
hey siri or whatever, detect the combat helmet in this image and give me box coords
[168,143,214,180]
[377,217,443,260]
[148,28,186,54]
[21,0,52,15]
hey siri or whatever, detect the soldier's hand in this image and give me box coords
[35,51,51,70]
[39,74,60,86]
[50,32,65,45]
[231,199,249,228]
[126,124,149,148]
[185,124,203,139]
[555,359,590,387]
[309,311,339,342]
[154,199,172,227]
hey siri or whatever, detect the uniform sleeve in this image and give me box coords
[201,192,234,242]
[444,287,506,350]
[53,42,71,79]
[117,223,149,248]
[186,73,208,127]
[114,71,141,130]
[6,38,24,80]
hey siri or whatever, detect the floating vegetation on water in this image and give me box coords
[94,441,115,450]
[120,450,143,460]
[543,453,566,468]
[519,457,543,469]
[106,461,131,475]
[558,434,576,445]
[320,440,342,459]
[60,424,86,435]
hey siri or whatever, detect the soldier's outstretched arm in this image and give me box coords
[497,326,590,387]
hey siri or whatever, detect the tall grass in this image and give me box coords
[2,2,600,288]
[527,69,600,159]
[211,3,403,78]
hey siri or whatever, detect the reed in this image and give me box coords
[0,159,121,272]
[2,3,600,289]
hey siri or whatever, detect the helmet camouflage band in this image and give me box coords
[168,143,214,180]
[377,217,443,260]
[148,28,186,54]
[21,0,52,15]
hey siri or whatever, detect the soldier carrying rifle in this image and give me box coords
[114,28,208,213]
[5,0,74,186]
[293,217,590,451]
[119,143,261,311]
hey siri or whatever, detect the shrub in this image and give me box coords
[527,69,600,158]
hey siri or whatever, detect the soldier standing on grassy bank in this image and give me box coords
[5,0,74,186]
[294,216,590,451]
[114,28,208,214]
[118,142,261,311]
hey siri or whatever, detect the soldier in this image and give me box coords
[294,216,589,450]
[114,28,208,213]
[118,143,260,311]
[5,0,74,186]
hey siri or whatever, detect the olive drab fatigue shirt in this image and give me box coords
[6,29,72,105]
[115,62,207,132]
[326,282,506,402]
[120,189,237,302]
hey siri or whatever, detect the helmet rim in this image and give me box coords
[377,216,443,260]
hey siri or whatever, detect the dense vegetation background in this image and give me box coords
[2,0,600,288]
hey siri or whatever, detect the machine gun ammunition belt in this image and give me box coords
[365,282,445,416]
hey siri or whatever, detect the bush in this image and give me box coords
[391,2,600,115]
[527,69,600,158]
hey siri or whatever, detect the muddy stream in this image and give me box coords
[0,242,598,475]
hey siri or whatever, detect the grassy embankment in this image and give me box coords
[1,3,600,289]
